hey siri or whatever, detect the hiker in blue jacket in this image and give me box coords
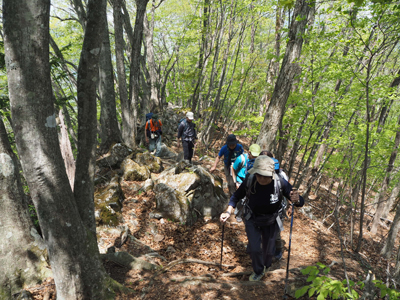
[210,134,244,197]
[177,112,197,164]
[220,155,304,281]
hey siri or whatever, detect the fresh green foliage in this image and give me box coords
[295,263,400,300]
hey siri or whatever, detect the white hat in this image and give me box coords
[248,156,275,177]
[186,112,194,120]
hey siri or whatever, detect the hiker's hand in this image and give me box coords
[220,212,230,223]
[145,138,149,144]
[290,188,299,204]
[286,205,293,217]
[210,166,216,173]
[236,182,240,189]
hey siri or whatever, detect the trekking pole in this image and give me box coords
[220,223,225,270]
[284,202,295,299]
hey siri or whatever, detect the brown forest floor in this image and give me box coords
[28,139,399,300]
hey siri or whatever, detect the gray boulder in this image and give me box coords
[152,165,227,225]
[121,154,151,181]
[96,143,133,168]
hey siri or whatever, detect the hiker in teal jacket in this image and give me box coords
[231,144,261,188]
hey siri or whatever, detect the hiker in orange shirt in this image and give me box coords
[145,114,162,156]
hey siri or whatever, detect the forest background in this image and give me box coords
[1,0,400,299]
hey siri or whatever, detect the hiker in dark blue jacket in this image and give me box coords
[210,134,244,197]
[220,155,304,281]
[177,112,197,164]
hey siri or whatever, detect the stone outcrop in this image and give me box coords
[151,164,227,225]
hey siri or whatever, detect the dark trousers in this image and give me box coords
[182,140,194,161]
[245,218,278,275]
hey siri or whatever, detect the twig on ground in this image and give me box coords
[151,258,235,280]
[220,271,252,277]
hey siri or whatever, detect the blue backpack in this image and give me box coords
[146,113,153,122]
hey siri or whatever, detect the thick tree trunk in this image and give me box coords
[99,4,122,154]
[4,0,109,298]
[113,0,131,145]
[0,116,52,298]
[257,0,312,150]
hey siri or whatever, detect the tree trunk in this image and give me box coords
[99,3,122,154]
[257,0,312,150]
[381,192,400,258]
[0,116,52,298]
[370,114,400,234]
[58,108,76,190]
[4,0,109,298]
[143,1,160,112]
[112,0,131,145]
[128,0,149,148]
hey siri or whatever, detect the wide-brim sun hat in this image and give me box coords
[186,112,194,120]
[248,155,275,177]
[249,144,261,157]
[226,134,238,146]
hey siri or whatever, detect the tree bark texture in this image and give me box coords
[0,116,52,298]
[58,109,76,190]
[74,0,108,235]
[143,4,160,112]
[112,0,131,145]
[99,3,122,154]
[257,0,312,151]
[4,0,108,298]
[128,0,149,148]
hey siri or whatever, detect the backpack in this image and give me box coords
[178,118,191,138]
[234,173,284,223]
[178,118,189,130]
[146,112,154,122]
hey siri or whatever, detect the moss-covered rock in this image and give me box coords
[94,175,124,226]
[121,156,151,181]
[134,152,163,173]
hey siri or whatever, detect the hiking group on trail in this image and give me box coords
[144,113,304,282]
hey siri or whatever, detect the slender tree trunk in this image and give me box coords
[144,0,160,112]
[4,0,109,298]
[370,114,400,234]
[257,0,312,150]
[381,191,400,258]
[113,0,131,145]
[128,0,149,148]
[99,3,122,154]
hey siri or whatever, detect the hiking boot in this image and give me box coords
[151,150,156,155]
[249,267,266,281]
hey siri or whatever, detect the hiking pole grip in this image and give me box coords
[284,202,295,299]
[220,223,225,270]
